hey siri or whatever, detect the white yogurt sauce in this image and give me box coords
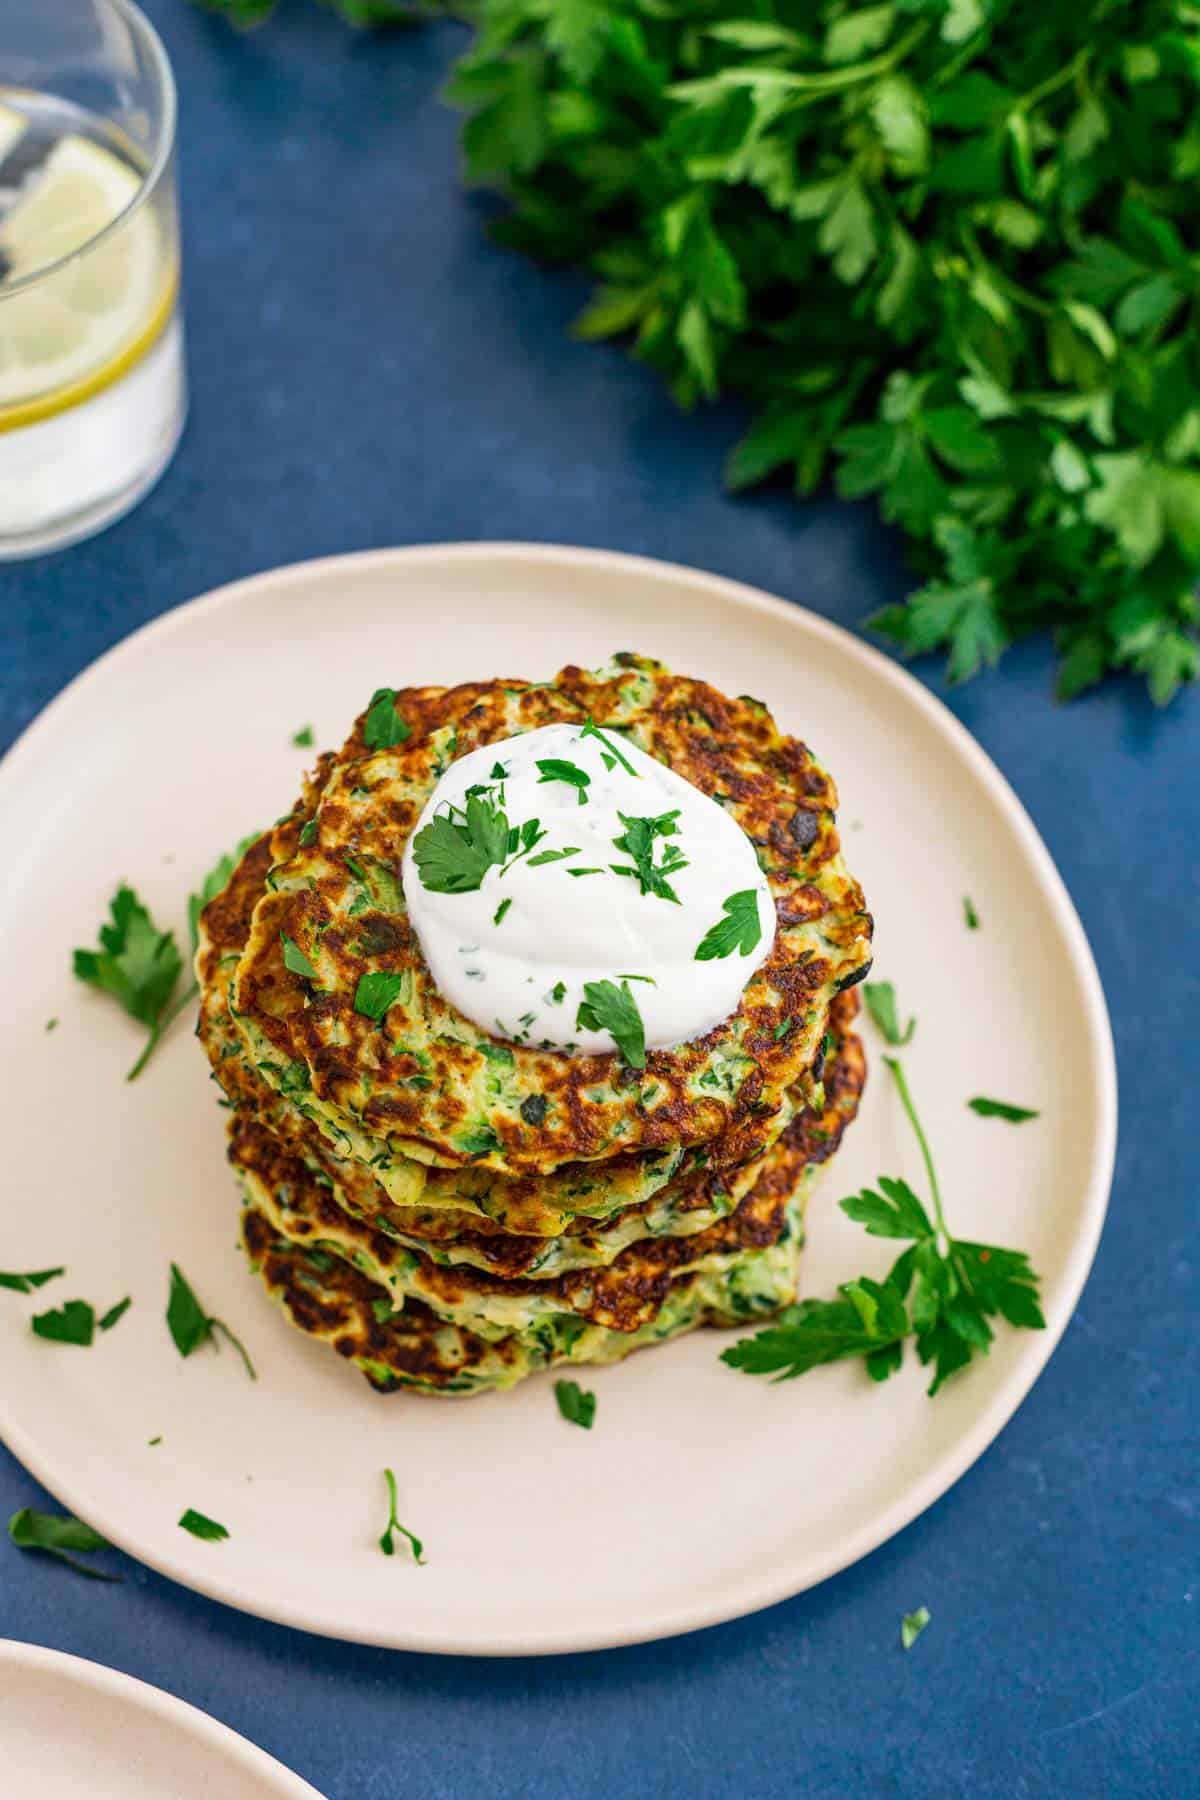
[401,722,775,1056]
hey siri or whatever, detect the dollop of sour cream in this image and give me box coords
[401,722,775,1056]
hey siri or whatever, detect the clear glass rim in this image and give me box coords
[1,0,178,299]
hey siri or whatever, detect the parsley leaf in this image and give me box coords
[724,1055,1044,1396]
[0,1267,64,1294]
[31,1300,95,1346]
[554,1378,597,1429]
[576,978,646,1069]
[412,791,511,893]
[99,1297,132,1332]
[611,811,687,902]
[580,717,639,776]
[81,836,259,1083]
[280,931,319,982]
[528,846,581,866]
[8,1507,121,1581]
[720,1277,911,1382]
[167,1263,257,1381]
[179,1509,229,1542]
[963,895,980,930]
[364,687,411,751]
[291,724,314,748]
[73,887,183,1080]
[863,980,917,1046]
[354,971,406,1020]
[537,757,591,804]
[457,1125,502,1158]
[695,889,764,960]
[379,1467,425,1563]
[968,1096,1039,1122]
[73,887,180,1027]
[901,1607,931,1650]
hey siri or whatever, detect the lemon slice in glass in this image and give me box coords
[0,129,174,420]
[0,99,25,163]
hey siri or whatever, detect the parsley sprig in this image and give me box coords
[167,1263,257,1381]
[412,790,511,893]
[724,1052,1044,1395]
[412,787,548,892]
[611,810,687,901]
[72,836,257,1081]
[73,888,183,1082]
[378,1467,425,1563]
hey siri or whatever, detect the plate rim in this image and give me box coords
[0,1637,323,1796]
[0,542,1118,1656]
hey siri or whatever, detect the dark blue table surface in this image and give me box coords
[3,7,1197,1796]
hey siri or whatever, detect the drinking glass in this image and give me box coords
[0,0,185,558]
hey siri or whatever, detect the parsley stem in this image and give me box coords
[125,980,198,1082]
[211,1317,257,1381]
[1016,48,1090,115]
[882,1056,949,1243]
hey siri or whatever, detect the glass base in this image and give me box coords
[0,314,187,560]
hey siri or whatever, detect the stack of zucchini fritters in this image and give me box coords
[196,657,872,1396]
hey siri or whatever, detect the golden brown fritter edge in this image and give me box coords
[231,658,873,1176]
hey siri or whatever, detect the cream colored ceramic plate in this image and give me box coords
[0,1640,323,1797]
[0,545,1115,1655]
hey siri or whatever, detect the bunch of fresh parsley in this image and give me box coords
[204,0,1200,702]
[447,0,1200,702]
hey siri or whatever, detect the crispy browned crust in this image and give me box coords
[199,811,852,1247]
[227,997,863,1335]
[227,658,872,1178]
[240,1206,528,1394]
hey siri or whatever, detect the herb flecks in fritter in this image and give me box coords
[195,658,875,1392]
